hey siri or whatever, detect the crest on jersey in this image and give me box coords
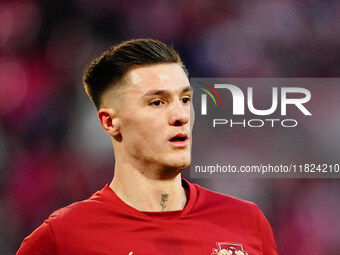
[211,242,249,255]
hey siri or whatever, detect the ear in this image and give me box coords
[98,108,121,137]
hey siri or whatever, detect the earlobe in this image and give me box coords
[98,108,121,137]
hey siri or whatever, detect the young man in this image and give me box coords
[17,39,278,255]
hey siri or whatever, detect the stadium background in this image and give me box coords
[0,0,339,254]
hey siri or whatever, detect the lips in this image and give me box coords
[169,133,189,148]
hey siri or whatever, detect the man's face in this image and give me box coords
[112,63,192,173]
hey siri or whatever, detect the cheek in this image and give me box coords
[121,117,153,142]
[133,120,166,148]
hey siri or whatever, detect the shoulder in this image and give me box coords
[190,182,264,222]
[16,186,114,254]
[194,183,259,210]
[190,182,272,235]
[16,220,57,255]
[48,185,112,226]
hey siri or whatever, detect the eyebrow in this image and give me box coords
[143,86,192,97]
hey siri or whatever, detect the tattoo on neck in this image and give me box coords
[160,194,169,211]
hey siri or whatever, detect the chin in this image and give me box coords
[165,157,191,171]
[161,163,189,179]
[157,152,191,173]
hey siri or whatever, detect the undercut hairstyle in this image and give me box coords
[83,38,188,110]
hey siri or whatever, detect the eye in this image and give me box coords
[150,100,162,107]
[181,97,190,104]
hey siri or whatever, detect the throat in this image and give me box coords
[109,172,188,212]
[160,194,169,211]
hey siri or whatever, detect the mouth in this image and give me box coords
[169,133,189,148]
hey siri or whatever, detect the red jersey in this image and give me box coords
[17,180,278,255]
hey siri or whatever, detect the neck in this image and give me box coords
[109,162,188,212]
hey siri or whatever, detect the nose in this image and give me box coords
[168,100,189,126]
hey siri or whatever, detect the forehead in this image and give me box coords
[124,63,190,95]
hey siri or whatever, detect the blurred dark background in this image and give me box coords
[0,0,339,254]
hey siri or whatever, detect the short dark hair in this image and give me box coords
[83,38,188,109]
